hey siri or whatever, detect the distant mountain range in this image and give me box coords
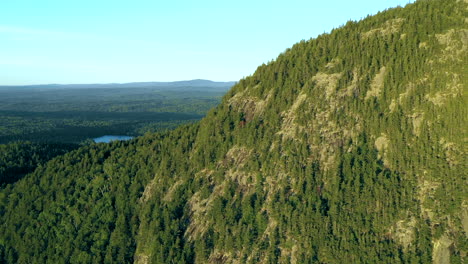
[0,79,236,90]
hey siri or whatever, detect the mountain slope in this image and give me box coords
[0,0,467,263]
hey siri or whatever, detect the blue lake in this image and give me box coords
[94,135,133,143]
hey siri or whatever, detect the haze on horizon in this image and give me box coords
[1,0,414,85]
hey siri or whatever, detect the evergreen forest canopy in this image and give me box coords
[0,80,232,187]
[0,80,233,144]
[0,0,467,263]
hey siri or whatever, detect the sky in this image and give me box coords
[1,0,415,85]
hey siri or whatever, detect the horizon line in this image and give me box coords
[0,79,238,87]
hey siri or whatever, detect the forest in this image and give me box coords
[0,80,232,144]
[0,0,466,263]
[0,81,231,187]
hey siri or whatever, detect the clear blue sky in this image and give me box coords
[1,0,415,85]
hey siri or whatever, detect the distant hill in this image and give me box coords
[0,79,236,91]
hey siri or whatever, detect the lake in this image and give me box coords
[93,135,133,143]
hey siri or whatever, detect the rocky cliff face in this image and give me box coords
[135,1,467,263]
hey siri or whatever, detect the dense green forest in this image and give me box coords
[0,141,78,186]
[0,0,466,263]
[0,81,231,187]
[0,81,232,144]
